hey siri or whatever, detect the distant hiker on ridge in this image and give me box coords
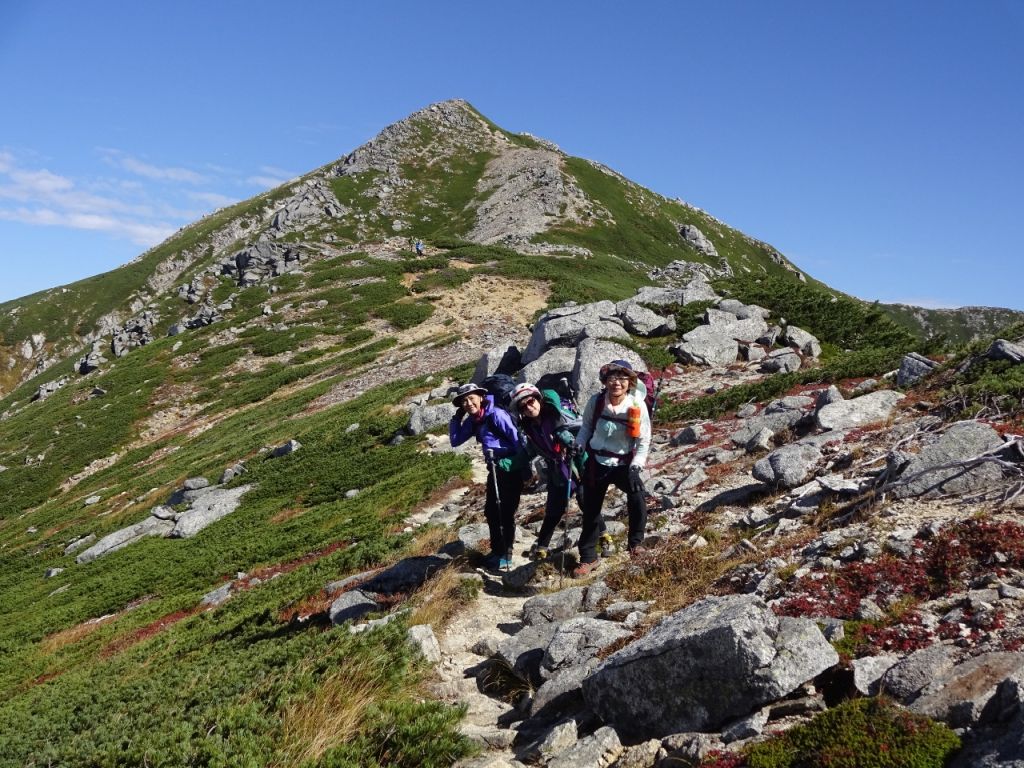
[449,383,524,571]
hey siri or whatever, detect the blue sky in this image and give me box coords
[1,1,1022,309]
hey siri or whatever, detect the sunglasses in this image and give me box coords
[605,374,631,382]
[517,396,539,410]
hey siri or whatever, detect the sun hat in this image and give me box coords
[451,383,488,407]
[599,359,637,383]
[510,383,541,409]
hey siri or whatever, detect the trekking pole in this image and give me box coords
[485,449,508,572]
[559,376,580,413]
[559,462,574,590]
[650,374,663,423]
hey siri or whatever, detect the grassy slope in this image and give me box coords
[880,302,1024,345]
[0,101,984,764]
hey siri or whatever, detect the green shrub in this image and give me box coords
[344,328,375,346]
[375,302,434,330]
[743,697,960,768]
[722,274,917,354]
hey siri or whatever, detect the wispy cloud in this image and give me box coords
[0,152,183,246]
[0,147,299,250]
[246,165,297,189]
[99,148,207,184]
[187,191,237,208]
[0,207,175,244]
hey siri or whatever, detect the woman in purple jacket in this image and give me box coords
[448,383,524,570]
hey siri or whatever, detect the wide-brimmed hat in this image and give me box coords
[599,359,637,383]
[510,383,541,409]
[451,383,488,407]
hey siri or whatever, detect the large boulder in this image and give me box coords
[816,390,904,431]
[359,554,454,595]
[522,301,617,364]
[679,224,718,259]
[329,589,380,625]
[782,325,821,358]
[523,587,587,626]
[909,652,1024,727]
[170,485,253,538]
[516,347,578,388]
[581,594,838,739]
[471,339,521,383]
[881,644,958,702]
[540,617,632,680]
[76,517,175,564]
[672,336,739,367]
[571,339,648,407]
[718,299,770,320]
[496,621,563,685]
[892,421,1007,499]
[408,403,457,435]
[617,302,676,337]
[682,317,769,346]
[759,348,802,374]
[897,352,940,388]
[752,443,822,488]
[730,397,812,446]
[988,339,1024,364]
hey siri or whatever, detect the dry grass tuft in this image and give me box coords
[608,542,730,615]
[277,657,391,766]
[408,565,479,630]
[270,505,306,524]
[41,615,116,654]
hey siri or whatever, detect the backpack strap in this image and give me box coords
[587,390,640,464]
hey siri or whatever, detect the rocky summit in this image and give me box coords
[1,100,1023,767]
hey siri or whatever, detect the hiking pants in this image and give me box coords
[578,462,647,563]
[536,479,599,549]
[485,466,522,557]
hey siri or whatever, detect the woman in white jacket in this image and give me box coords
[573,359,651,576]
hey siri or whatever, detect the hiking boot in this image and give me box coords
[573,560,598,578]
[528,543,549,561]
[628,545,649,559]
[498,550,514,570]
[599,533,617,558]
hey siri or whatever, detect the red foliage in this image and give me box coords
[101,605,202,657]
[700,751,748,768]
[858,612,935,655]
[925,519,1024,591]
[776,555,931,619]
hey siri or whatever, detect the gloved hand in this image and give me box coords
[628,465,644,495]
[570,440,586,459]
[453,406,465,420]
[496,456,515,473]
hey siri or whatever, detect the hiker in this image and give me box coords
[573,359,652,576]
[414,239,424,257]
[448,383,524,570]
[510,383,613,561]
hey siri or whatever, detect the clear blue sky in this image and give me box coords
[1,1,1022,309]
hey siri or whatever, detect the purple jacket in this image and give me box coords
[449,394,520,459]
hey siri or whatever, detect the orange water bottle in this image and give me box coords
[627,403,642,438]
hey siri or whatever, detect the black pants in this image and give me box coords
[536,478,600,549]
[485,466,522,557]
[578,461,647,563]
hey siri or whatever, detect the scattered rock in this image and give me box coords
[816,390,904,431]
[582,594,838,739]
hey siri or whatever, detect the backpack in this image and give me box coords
[481,374,516,411]
[535,373,581,419]
[636,371,658,417]
[587,372,659,439]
